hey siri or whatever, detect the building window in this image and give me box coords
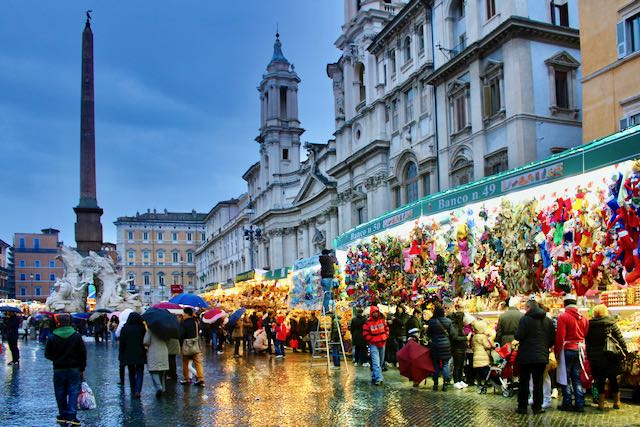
[187,232,193,241]
[449,0,466,55]
[423,173,431,196]
[50,274,56,281]
[484,148,509,177]
[20,287,26,296]
[486,0,496,19]
[356,207,365,225]
[403,35,412,63]
[389,48,396,76]
[127,230,134,241]
[282,148,289,160]
[35,287,41,296]
[19,260,25,268]
[172,251,179,264]
[481,61,504,121]
[34,260,40,268]
[545,52,580,116]
[172,232,178,242]
[33,238,40,249]
[279,86,288,119]
[20,273,26,281]
[143,273,150,286]
[395,188,402,208]
[173,275,180,285]
[392,98,400,131]
[355,62,366,105]
[143,231,149,241]
[158,273,165,287]
[35,274,41,281]
[420,80,429,114]
[157,232,164,242]
[49,260,55,268]
[417,24,425,53]
[19,238,25,248]
[621,112,640,130]
[451,150,474,186]
[550,0,569,27]
[201,232,206,241]
[447,79,470,135]
[187,252,194,264]
[404,162,419,203]
[157,250,165,265]
[619,13,640,58]
[405,89,414,123]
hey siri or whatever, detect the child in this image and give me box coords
[471,320,493,388]
[330,314,342,369]
[273,316,289,359]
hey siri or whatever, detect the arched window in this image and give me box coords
[143,272,151,286]
[449,0,466,55]
[404,35,412,62]
[158,272,165,286]
[355,62,366,104]
[451,152,474,187]
[404,162,419,203]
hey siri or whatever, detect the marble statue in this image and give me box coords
[46,246,142,313]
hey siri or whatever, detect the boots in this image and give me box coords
[598,394,606,411]
[613,392,621,409]
[433,380,439,392]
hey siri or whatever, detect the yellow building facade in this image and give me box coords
[580,0,640,142]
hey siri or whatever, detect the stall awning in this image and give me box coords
[334,125,640,249]
[264,267,290,280]
[235,270,255,283]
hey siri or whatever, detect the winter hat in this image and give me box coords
[563,293,577,306]
[407,328,419,337]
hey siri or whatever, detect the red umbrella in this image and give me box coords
[202,308,226,324]
[397,339,435,384]
[152,302,181,310]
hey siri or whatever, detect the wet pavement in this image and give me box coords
[2,339,640,427]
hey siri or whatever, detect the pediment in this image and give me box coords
[545,51,580,69]
[293,174,326,205]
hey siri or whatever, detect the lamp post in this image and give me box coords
[243,198,263,270]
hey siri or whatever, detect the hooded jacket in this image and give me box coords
[274,317,289,341]
[555,306,589,353]
[45,325,87,371]
[586,316,627,374]
[363,307,389,348]
[448,313,468,355]
[119,312,146,366]
[514,303,555,365]
[471,321,493,368]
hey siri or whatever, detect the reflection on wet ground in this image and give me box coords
[2,341,639,426]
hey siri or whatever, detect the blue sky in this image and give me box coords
[0,1,343,245]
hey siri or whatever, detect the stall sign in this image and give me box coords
[265,267,290,280]
[235,270,255,283]
[293,255,320,271]
[171,284,183,294]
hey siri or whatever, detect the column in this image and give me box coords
[307,220,315,256]
[271,230,283,269]
[300,222,308,259]
[329,211,339,249]
[291,87,299,121]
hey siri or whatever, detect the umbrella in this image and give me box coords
[142,308,181,340]
[89,312,105,322]
[93,308,112,313]
[202,308,226,324]
[226,307,246,331]
[169,293,209,308]
[0,306,22,313]
[71,312,90,320]
[397,339,435,384]
[36,311,54,317]
[152,302,181,310]
[108,311,120,319]
[115,309,133,337]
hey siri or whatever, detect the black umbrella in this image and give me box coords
[142,308,180,340]
[0,306,22,313]
[93,308,112,313]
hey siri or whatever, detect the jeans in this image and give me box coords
[331,344,341,367]
[452,352,465,383]
[243,333,253,352]
[149,371,166,392]
[432,356,450,384]
[519,363,546,410]
[39,328,51,343]
[110,331,117,343]
[216,332,225,352]
[369,344,385,383]
[476,366,490,384]
[8,338,19,363]
[211,331,217,349]
[562,349,585,409]
[182,353,204,382]
[321,278,333,312]
[275,340,285,356]
[127,364,144,394]
[53,368,81,421]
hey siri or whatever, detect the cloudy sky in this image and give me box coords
[0,1,343,245]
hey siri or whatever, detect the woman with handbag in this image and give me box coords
[180,307,205,386]
[586,304,627,410]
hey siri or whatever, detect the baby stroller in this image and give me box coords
[477,342,520,397]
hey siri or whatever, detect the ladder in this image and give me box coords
[309,291,350,373]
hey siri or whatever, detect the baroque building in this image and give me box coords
[328,0,582,233]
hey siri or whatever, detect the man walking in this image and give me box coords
[44,314,86,426]
[555,294,589,412]
[6,311,20,366]
[363,306,389,385]
[180,307,205,386]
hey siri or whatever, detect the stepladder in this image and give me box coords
[309,291,350,373]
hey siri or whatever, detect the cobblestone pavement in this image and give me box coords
[2,340,640,427]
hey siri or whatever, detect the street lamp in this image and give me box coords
[243,198,264,271]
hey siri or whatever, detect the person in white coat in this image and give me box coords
[143,329,169,397]
[253,328,268,353]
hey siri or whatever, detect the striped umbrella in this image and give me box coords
[202,308,226,324]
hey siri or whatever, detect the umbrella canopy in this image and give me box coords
[93,308,112,313]
[226,308,246,331]
[202,308,226,324]
[152,302,182,310]
[0,306,22,313]
[115,309,133,337]
[36,311,54,317]
[169,293,209,308]
[142,308,181,340]
[397,339,435,384]
[71,312,91,320]
[108,312,120,319]
[89,312,105,322]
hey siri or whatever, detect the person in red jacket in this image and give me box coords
[363,306,389,385]
[273,316,289,359]
[555,294,589,412]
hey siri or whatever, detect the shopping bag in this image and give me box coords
[77,381,97,410]
[290,338,299,349]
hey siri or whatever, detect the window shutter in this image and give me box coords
[620,117,629,130]
[617,20,627,59]
[482,85,491,118]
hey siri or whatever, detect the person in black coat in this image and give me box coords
[5,312,21,365]
[427,306,452,391]
[448,311,468,388]
[298,315,309,353]
[289,316,300,353]
[586,304,628,410]
[405,309,423,339]
[349,308,368,366]
[119,312,146,398]
[514,298,555,415]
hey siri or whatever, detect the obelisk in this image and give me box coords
[74,11,103,253]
